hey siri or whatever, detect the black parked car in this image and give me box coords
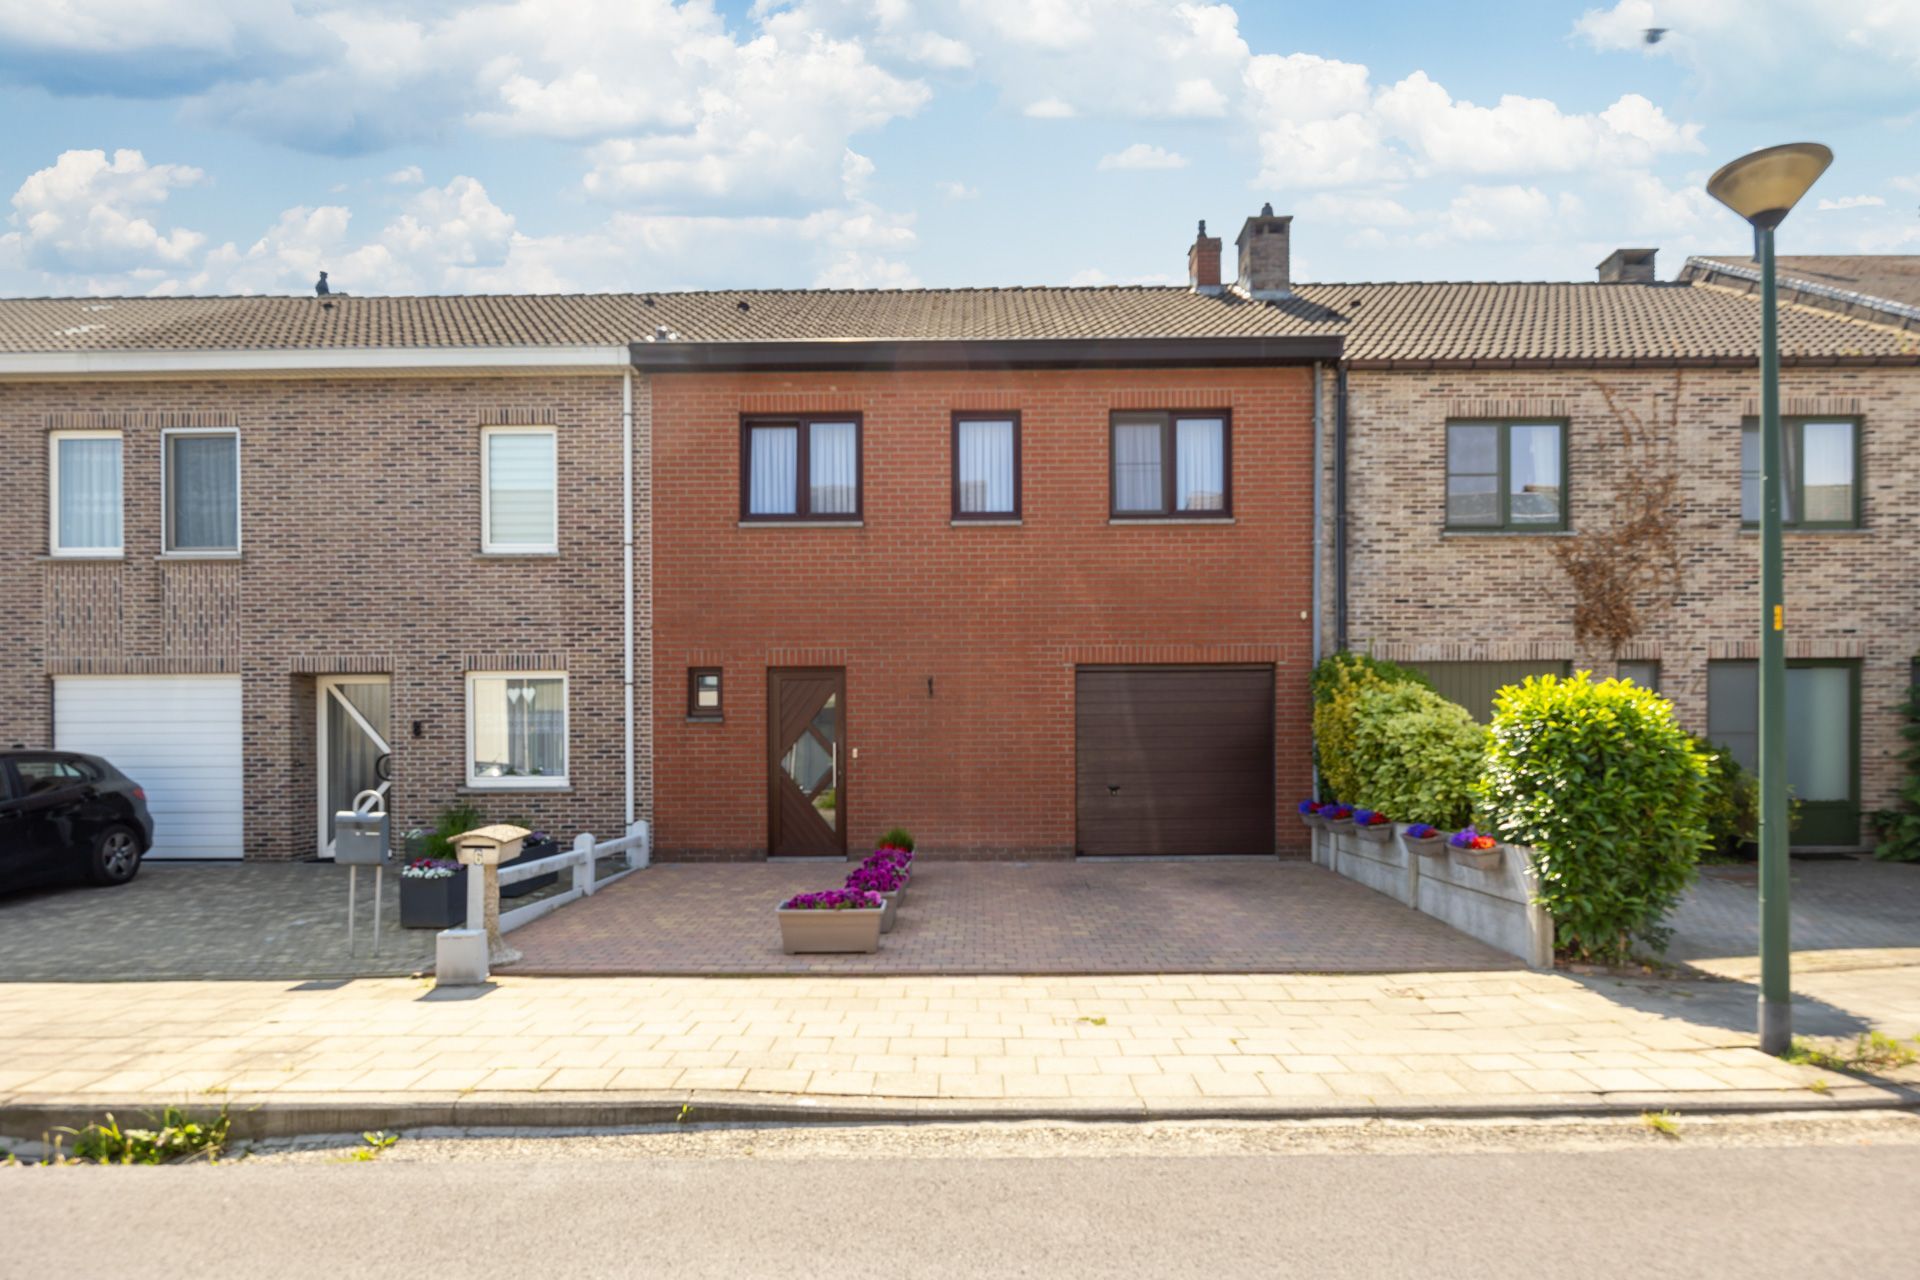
[0,751,154,893]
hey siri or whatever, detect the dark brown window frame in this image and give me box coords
[739,413,865,523]
[688,668,723,721]
[950,411,1023,521]
[1107,409,1234,519]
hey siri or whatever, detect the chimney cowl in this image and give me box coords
[1596,247,1658,284]
[1234,206,1293,299]
[1188,219,1224,295]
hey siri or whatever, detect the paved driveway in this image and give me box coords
[1667,859,1920,976]
[504,859,1521,976]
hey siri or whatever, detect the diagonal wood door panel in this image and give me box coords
[768,668,846,856]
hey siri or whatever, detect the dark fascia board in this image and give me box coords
[628,334,1344,372]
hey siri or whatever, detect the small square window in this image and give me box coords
[1445,420,1565,531]
[689,668,723,720]
[1109,411,1232,518]
[466,672,569,788]
[1740,418,1858,529]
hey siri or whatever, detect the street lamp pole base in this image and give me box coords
[1759,997,1792,1056]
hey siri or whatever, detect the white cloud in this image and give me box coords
[1,149,205,279]
[1023,97,1076,119]
[1816,194,1887,210]
[937,180,978,200]
[1574,1,1920,110]
[1098,143,1187,171]
[1891,174,1920,194]
[385,165,425,186]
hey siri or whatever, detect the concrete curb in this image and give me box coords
[4,1084,1914,1142]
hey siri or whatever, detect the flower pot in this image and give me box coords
[879,889,900,933]
[1299,811,1323,830]
[1354,822,1393,844]
[1451,843,1504,872]
[400,869,468,929]
[1325,816,1355,833]
[777,906,884,954]
[500,839,561,899]
[1403,834,1448,860]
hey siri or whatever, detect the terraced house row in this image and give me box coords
[2,211,1915,865]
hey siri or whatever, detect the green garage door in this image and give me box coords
[1411,661,1571,724]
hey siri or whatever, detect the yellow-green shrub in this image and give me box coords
[1348,683,1488,829]
[1475,673,1709,963]
[1311,652,1432,802]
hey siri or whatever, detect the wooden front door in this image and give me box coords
[768,668,846,856]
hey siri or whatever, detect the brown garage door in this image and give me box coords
[1075,666,1275,857]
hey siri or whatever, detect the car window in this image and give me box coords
[14,758,87,795]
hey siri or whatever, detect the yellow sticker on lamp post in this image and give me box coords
[1773,605,1785,632]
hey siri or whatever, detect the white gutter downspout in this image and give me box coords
[622,369,635,828]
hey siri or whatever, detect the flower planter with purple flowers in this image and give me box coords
[1352,809,1393,844]
[846,861,908,933]
[1402,823,1448,860]
[1297,799,1326,829]
[1448,826,1503,871]
[777,888,886,954]
[1321,805,1355,832]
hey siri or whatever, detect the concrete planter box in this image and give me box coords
[400,870,467,929]
[778,907,884,954]
[878,890,900,933]
[1354,821,1393,844]
[1324,816,1355,834]
[1299,811,1324,830]
[1451,844,1504,872]
[1404,833,1449,860]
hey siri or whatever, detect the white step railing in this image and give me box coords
[497,820,650,934]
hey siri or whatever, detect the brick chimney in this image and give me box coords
[1596,247,1657,284]
[1235,203,1292,299]
[1188,220,1222,294]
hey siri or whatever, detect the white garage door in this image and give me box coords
[54,675,244,860]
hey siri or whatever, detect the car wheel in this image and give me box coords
[88,825,143,886]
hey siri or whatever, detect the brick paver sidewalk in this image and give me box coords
[4,965,1915,1133]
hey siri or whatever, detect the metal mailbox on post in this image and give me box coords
[335,790,390,953]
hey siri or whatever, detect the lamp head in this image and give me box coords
[1706,142,1832,229]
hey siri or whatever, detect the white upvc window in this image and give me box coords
[466,671,569,789]
[49,429,123,556]
[162,427,241,555]
[482,426,558,553]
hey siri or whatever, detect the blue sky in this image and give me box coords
[0,0,1914,296]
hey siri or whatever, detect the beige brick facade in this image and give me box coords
[1320,364,1920,844]
[0,373,648,860]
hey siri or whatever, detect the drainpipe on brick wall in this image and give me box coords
[1310,361,1325,670]
[622,369,635,828]
[1333,361,1350,652]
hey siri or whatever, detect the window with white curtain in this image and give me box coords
[467,672,569,787]
[742,417,861,520]
[49,430,123,556]
[1110,411,1231,518]
[953,414,1019,518]
[163,429,240,554]
[483,427,558,552]
[1740,418,1857,528]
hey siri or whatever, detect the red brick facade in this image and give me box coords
[0,373,641,859]
[649,366,1319,860]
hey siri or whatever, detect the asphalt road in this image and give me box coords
[8,1117,1920,1278]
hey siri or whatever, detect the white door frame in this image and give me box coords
[316,675,392,859]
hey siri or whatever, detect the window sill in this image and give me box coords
[951,518,1023,527]
[1736,526,1867,536]
[685,716,724,725]
[38,553,125,562]
[1440,529,1573,538]
[1108,517,1235,526]
[458,783,572,795]
[476,550,561,558]
[737,520,864,529]
[156,552,242,561]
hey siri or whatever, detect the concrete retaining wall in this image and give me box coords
[1310,822,1554,968]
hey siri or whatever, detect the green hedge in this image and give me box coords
[1347,682,1486,829]
[1475,673,1709,963]
[1311,651,1434,803]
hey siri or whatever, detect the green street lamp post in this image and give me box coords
[1705,142,1833,1055]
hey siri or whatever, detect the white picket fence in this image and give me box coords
[497,820,650,934]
